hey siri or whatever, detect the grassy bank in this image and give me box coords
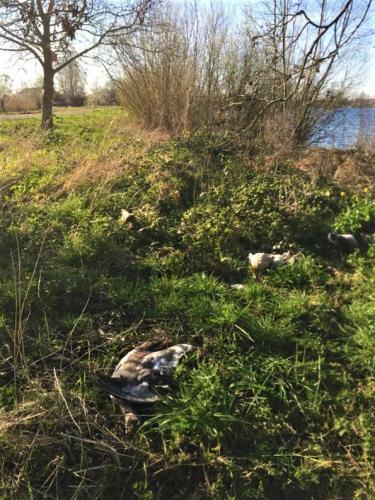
[0,108,374,498]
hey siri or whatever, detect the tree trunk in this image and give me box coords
[41,63,54,129]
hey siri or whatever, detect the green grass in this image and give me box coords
[0,108,374,498]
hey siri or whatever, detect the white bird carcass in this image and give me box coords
[248,251,292,279]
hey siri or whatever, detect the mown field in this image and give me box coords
[0,107,374,499]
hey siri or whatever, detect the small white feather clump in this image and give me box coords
[248,252,274,271]
[231,283,245,290]
[119,209,137,228]
[248,251,291,271]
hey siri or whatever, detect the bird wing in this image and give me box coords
[141,344,193,374]
[98,375,161,403]
[112,338,171,377]
[112,349,143,377]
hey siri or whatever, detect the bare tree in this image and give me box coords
[0,73,11,111]
[87,81,117,106]
[0,0,155,129]
[112,1,234,135]
[57,55,86,106]
[237,0,373,145]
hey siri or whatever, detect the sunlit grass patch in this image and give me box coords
[0,107,374,498]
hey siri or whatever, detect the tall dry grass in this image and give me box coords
[4,93,41,113]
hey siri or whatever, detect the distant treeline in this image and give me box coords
[339,97,375,108]
[314,95,375,110]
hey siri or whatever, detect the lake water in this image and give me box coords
[312,107,375,149]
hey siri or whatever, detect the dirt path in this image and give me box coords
[0,107,95,121]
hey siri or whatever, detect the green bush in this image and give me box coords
[334,195,375,232]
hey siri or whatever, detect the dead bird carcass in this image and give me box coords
[248,251,292,280]
[327,231,373,255]
[98,339,193,432]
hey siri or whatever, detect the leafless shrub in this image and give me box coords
[57,56,86,106]
[87,84,118,107]
[4,89,41,113]
[112,1,235,135]
[234,0,372,147]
